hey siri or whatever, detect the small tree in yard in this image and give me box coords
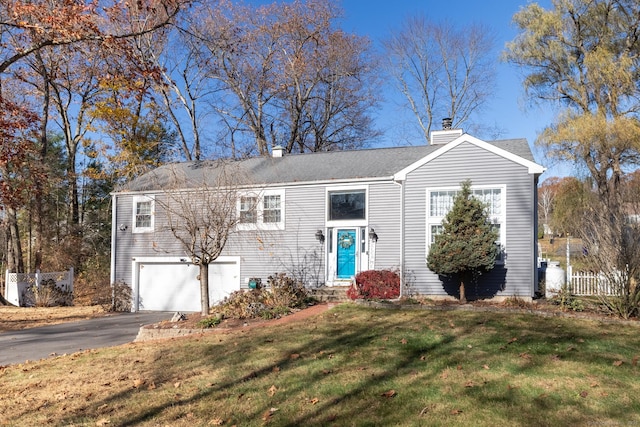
[427,180,499,303]
[158,162,253,316]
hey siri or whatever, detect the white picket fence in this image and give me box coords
[4,268,74,306]
[570,271,617,296]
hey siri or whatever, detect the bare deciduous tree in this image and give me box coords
[157,162,253,315]
[581,198,640,319]
[194,0,380,156]
[384,16,496,141]
[537,176,567,235]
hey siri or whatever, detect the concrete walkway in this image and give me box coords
[0,312,171,366]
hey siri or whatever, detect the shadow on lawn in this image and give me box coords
[55,305,639,426]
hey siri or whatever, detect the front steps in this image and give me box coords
[310,286,351,303]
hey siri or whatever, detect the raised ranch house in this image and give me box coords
[110,128,545,312]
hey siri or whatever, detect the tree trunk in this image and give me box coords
[6,207,24,273]
[199,262,210,316]
[33,51,50,272]
[459,272,468,304]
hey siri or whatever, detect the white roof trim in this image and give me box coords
[393,134,546,181]
[111,175,394,197]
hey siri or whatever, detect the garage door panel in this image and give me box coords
[139,263,200,312]
[137,259,240,312]
[208,262,240,306]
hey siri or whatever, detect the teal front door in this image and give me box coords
[336,229,357,278]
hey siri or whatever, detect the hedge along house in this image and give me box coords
[110,127,545,312]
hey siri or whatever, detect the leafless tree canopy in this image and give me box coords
[581,196,640,319]
[383,16,496,141]
[191,0,381,156]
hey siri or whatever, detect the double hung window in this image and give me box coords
[237,190,285,230]
[132,196,155,233]
[427,186,505,262]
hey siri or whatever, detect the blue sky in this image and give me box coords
[336,0,568,178]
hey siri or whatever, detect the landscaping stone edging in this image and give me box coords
[135,303,337,342]
[134,327,206,342]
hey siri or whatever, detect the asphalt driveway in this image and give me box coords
[0,312,171,366]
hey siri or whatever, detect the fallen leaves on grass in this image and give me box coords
[262,408,278,421]
[381,389,397,398]
[613,360,624,367]
[268,385,278,396]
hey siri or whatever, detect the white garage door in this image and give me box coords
[136,257,240,312]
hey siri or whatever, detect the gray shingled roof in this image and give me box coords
[120,138,535,193]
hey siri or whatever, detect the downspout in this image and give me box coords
[395,178,405,297]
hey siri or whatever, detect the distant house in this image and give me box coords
[110,128,545,312]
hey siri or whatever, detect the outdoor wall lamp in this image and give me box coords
[119,224,128,231]
[315,229,325,244]
[369,228,378,242]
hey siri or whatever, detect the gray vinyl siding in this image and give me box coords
[403,142,536,298]
[112,139,539,299]
[113,180,404,289]
[113,185,329,289]
[225,185,327,287]
[113,194,133,285]
[368,182,402,269]
[113,192,194,286]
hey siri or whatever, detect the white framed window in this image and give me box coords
[240,196,258,224]
[237,190,285,230]
[263,194,282,223]
[325,185,368,227]
[132,195,155,233]
[426,186,506,263]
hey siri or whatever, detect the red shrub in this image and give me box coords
[346,270,400,300]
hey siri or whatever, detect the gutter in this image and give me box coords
[111,175,396,197]
[394,177,405,297]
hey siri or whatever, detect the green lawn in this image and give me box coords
[2,304,639,426]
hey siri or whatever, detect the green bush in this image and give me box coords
[197,315,223,329]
